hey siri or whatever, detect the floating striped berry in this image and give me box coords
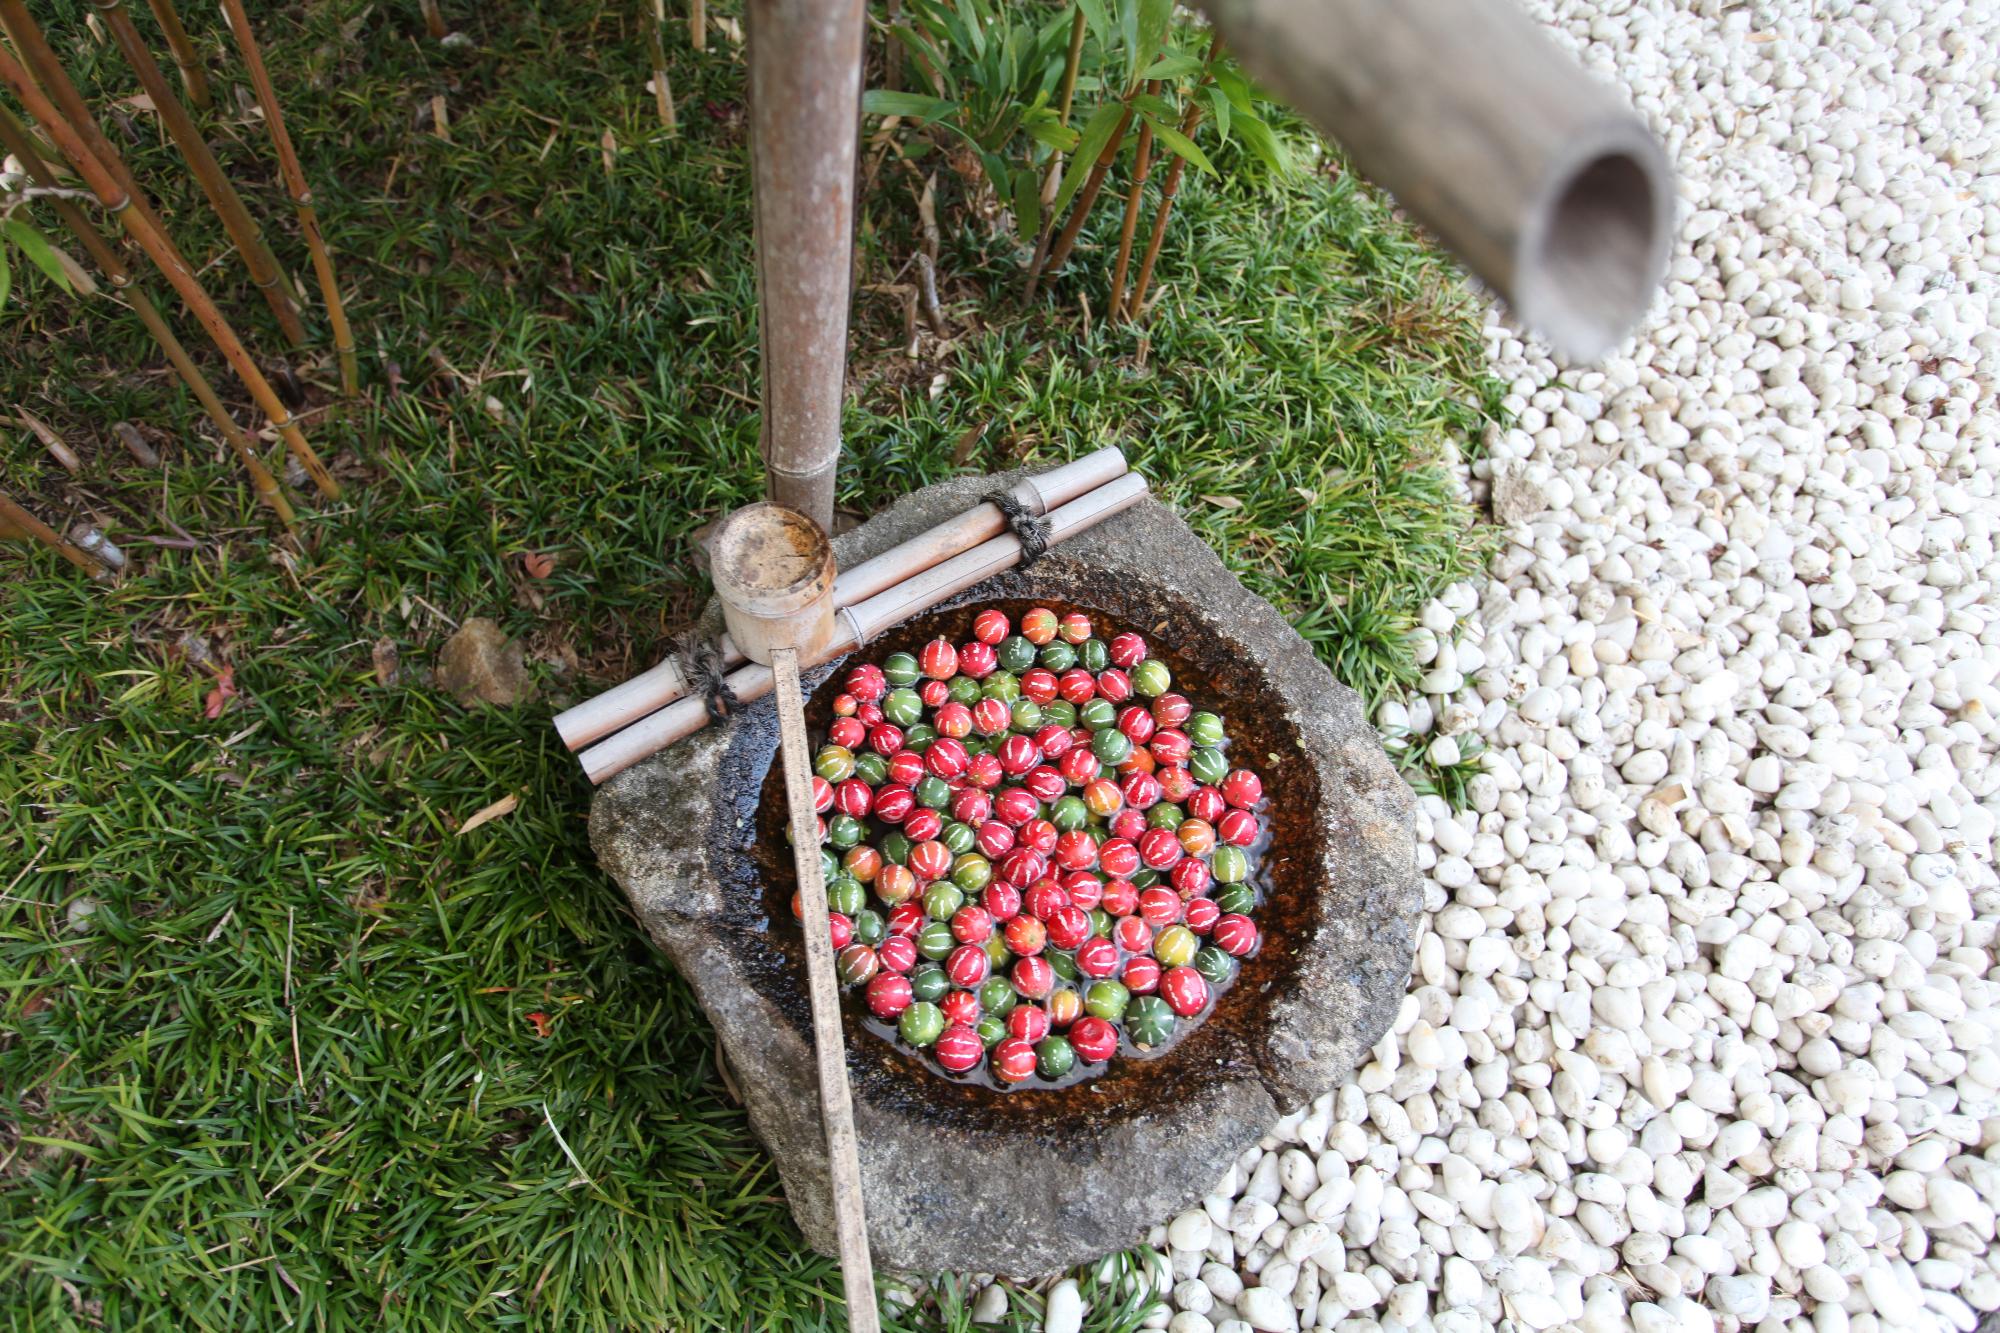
[934,1025,983,1071]
[1212,914,1258,957]
[1069,1016,1117,1062]
[973,609,1010,645]
[1161,966,1208,1017]
[1221,770,1263,809]
[867,973,914,1018]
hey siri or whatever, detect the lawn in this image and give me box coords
[0,0,1499,1327]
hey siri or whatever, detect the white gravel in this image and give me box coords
[999,0,2000,1330]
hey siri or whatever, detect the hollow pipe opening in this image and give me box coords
[1517,136,1672,362]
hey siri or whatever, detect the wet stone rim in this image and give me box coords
[589,471,1420,1276]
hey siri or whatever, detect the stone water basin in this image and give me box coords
[589,467,1420,1276]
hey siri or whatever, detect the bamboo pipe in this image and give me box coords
[0,45,341,499]
[1198,0,1673,360]
[552,446,1129,751]
[577,472,1150,785]
[0,487,108,576]
[0,105,297,531]
[746,0,867,531]
[143,0,209,109]
[215,0,360,396]
[93,0,309,347]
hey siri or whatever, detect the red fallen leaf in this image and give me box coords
[525,1011,552,1038]
[521,550,555,579]
[204,665,239,719]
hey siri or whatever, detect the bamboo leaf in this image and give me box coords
[1011,168,1041,243]
[1142,116,1215,175]
[1214,66,1255,114]
[1233,112,1290,175]
[2,220,70,294]
[1075,0,1109,47]
[1024,114,1080,151]
[861,90,960,124]
[1129,91,1177,121]
[1202,83,1232,141]
[1052,101,1123,218]
[1132,0,1173,85]
[1140,52,1203,81]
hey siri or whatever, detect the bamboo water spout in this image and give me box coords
[1200,0,1673,360]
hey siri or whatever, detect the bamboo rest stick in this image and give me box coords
[0,44,341,500]
[0,106,298,531]
[575,471,1149,784]
[553,446,1128,752]
[773,646,881,1333]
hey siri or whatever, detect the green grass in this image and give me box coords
[0,1,1499,1327]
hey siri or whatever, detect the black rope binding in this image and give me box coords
[675,631,739,724]
[984,491,1051,568]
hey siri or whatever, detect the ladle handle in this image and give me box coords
[772,646,881,1333]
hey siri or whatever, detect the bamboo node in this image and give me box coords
[839,604,870,649]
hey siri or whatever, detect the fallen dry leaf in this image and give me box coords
[525,1010,552,1038]
[371,638,401,686]
[457,792,519,835]
[521,550,556,579]
[204,665,239,720]
[1200,493,1244,511]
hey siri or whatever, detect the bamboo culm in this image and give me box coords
[1036,103,1133,286]
[217,0,361,396]
[1106,81,1158,321]
[1022,5,1088,290]
[0,44,341,499]
[0,488,108,576]
[94,0,310,347]
[1125,37,1222,321]
[0,105,298,530]
[143,0,210,108]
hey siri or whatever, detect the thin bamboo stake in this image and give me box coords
[0,44,340,498]
[689,0,705,51]
[93,0,309,347]
[0,487,107,576]
[645,0,676,131]
[577,472,1150,784]
[0,103,298,529]
[143,0,208,109]
[215,0,360,396]
[418,0,447,40]
[1023,6,1087,294]
[1127,38,1221,321]
[772,646,881,1333]
[0,1,184,259]
[1106,80,1157,322]
[1033,102,1132,292]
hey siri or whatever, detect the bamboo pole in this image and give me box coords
[1032,102,1132,292]
[215,0,360,396]
[0,1,184,261]
[1126,37,1221,322]
[553,446,1129,750]
[1022,6,1087,293]
[0,105,297,530]
[0,44,340,498]
[1105,81,1157,322]
[745,0,867,531]
[0,487,108,576]
[577,472,1150,784]
[143,0,209,109]
[93,0,309,347]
